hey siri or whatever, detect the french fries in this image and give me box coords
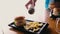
[24,22,43,32]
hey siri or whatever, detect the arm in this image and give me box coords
[25,0,37,9]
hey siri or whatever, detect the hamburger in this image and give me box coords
[14,16,26,27]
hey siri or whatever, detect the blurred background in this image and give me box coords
[0,0,45,25]
[0,0,60,34]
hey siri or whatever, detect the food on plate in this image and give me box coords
[14,16,26,27]
[24,22,43,32]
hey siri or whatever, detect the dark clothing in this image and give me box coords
[51,14,60,18]
[50,12,60,19]
[47,8,60,19]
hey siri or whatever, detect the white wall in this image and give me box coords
[0,0,45,25]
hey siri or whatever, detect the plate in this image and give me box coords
[8,20,48,34]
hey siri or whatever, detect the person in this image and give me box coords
[50,1,60,19]
[25,0,37,9]
[51,8,60,19]
[47,2,55,18]
[47,2,55,12]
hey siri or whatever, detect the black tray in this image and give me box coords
[8,20,48,34]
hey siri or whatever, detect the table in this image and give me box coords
[0,11,59,34]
